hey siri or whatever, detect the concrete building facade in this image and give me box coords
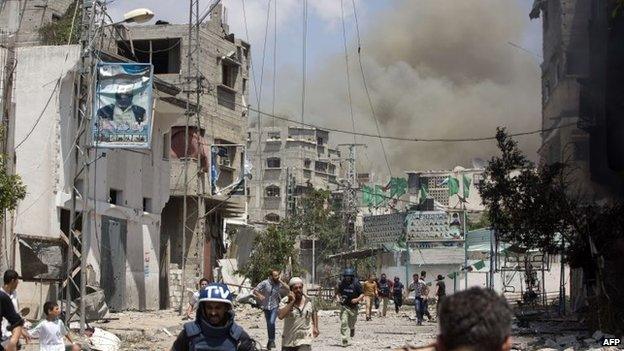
[246,124,341,224]
[119,5,250,308]
[5,45,186,314]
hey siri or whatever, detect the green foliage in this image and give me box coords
[466,212,491,231]
[0,128,27,216]
[478,128,571,253]
[237,189,344,285]
[38,2,81,46]
[237,224,303,286]
[289,189,343,263]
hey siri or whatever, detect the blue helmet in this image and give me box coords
[198,283,233,306]
[342,268,355,277]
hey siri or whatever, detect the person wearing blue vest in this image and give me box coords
[171,283,257,351]
[334,268,363,347]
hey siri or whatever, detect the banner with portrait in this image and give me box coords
[92,62,154,148]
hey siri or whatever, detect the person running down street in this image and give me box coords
[392,277,404,314]
[334,268,363,347]
[376,274,392,317]
[361,274,377,321]
[277,277,319,351]
[252,269,288,350]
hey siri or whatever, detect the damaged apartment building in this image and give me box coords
[246,125,342,281]
[0,1,249,314]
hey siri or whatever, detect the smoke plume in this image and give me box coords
[273,0,541,177]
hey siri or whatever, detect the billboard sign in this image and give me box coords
[92,62,154,149]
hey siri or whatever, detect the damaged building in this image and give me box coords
[0,1,250,314]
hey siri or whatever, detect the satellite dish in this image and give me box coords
[472,158,487,169]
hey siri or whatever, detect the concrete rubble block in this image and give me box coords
[544,338,560,349]
[592,330,604,340]
[556,335,578,345]
[72,286,110,321]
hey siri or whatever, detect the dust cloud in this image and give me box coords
[270,0,541,176]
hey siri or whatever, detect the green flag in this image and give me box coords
[386,177,408,198]
[419,181,429,201]
[463,174,471,198]
[373,185,385,206]
[448,177,460,196]
[473,260,486,270]
[362,185,373,206]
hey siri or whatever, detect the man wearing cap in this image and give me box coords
[171,283,257,351]
[277,277,319,351]
[334,268,363,347]
[97,84,146,127]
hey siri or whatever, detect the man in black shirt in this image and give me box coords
[334,268,363,347]
[0,270,24,351]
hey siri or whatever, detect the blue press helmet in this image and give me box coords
[342,268,355,277]
[198,283,233,306]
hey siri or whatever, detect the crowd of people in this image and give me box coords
[172,268,514,351]
[0,268,514,351]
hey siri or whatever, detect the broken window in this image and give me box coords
[117,38,182,74]
[267,157,281,168]
[267,132,281,140]
[221,62,239,89]
[143,197,152,212]
[304,159,311,168]
[109,189,123,205]
[162,131,170,160]
[315,161,328,173]
[265,185,280,197]
[265,213,280,222]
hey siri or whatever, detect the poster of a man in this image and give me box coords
[92,63,153,148]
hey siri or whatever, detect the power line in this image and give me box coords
[243,101,576,143]
[351,0,392,176]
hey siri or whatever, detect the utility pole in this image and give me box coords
[337,143,366,252]
[65,0,97,332]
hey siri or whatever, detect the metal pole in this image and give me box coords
[559,236,565,315]
[312,237,315,285]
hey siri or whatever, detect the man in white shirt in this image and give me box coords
[185,278,209,319]
[277,277,319,351]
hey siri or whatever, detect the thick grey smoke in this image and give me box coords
[271,0,541,176]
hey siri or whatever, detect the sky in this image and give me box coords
[108,0,543,177]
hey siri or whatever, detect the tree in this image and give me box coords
[38,2,81,46]
[237,189,343,285]
[478,128,570,253]
[237,224,302,286]
[288,188,343,264]
[0,127,27,219]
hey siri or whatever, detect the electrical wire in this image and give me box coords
[227,94,577,143]
[13,78,60,150]
[351,0,392,176]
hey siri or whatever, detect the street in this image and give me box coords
[16,304,621,351]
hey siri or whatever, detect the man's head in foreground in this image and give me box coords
[436,287,513,351]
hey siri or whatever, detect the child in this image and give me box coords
[28,301,75,351]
